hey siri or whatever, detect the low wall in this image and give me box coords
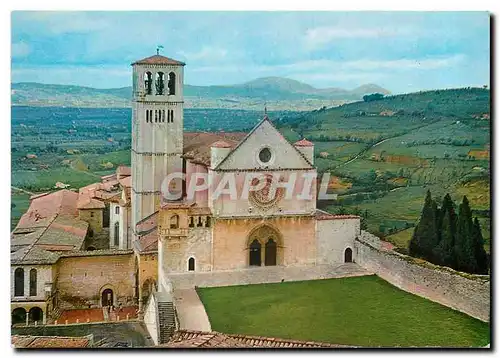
[168,263,369,289]
[355,231,490,322]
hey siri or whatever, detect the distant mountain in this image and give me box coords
[11,77,391,110]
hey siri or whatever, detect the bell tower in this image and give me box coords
[130,53,185,231]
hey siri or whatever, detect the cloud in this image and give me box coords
[13,12,109,34]
[304,25,414,49]
[12,42,31,58]
[177,46,228,62]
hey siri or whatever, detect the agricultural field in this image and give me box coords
[280,88,490,249]
[198,276,490,347]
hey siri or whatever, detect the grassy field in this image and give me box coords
[198,275,489,347]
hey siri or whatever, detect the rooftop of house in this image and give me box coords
[161,330,349,348]
[12,335,93,349]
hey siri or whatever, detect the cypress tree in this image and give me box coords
[472,218,489,274]
[409,190,438,260]
[455,196,477,273]
[433,207,456,267]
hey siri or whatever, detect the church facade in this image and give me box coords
[128,54,361,294]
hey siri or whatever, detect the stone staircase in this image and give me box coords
[158,301,176,344]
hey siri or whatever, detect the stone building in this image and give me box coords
[10,53,360,326]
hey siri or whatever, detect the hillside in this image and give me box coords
[11,78,390,111]
[277,87,491,250]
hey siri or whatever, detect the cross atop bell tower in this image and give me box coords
[130,53,186,232]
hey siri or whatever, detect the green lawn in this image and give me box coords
[198,275,489,347]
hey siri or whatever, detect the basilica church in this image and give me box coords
[10,53,360,329]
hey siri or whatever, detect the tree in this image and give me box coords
[472,218,488,274]
[433,206,456,267]
[409,190,438,260]
[454,196,477,273]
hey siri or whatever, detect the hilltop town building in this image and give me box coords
[10,54,360,332]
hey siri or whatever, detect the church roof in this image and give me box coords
[132,54,185,66]
[183,132,246,166]
[211,140,232,148]
[294,138,314,147]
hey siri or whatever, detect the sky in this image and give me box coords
[11,11,490,94]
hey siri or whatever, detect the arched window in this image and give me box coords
[168,72,176,95]
[249,240,262,266]
[265,239,277,266]
[115,206,120,215]
[344,248,353,263]
[114,222,120,246]
[12,308,26,326]
[14,268,24,297]
[144,72,153,95]
[170,214,179,229]
[29,269,37,296]
[188,257,195,271]
[155,72,165,95]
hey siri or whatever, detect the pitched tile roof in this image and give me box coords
[294,138,314,147]
[132,54,185,66]
[16,190,78,229]
[11,246,60,265]
[117,165,131,176]
[12,335,92,348]
[183,132,246,166]
[162,330,348,348]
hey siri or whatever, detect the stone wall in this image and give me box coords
[57,252,135,309]
[316,217,359,265]
[143,291,159,345]
[355,231,490,322]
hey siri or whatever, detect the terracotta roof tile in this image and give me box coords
[12,335,92,348]
[132,54,185,66]
[183,132,246,166]
[211,140,232,148]
[294,138,314,147]
[162,330,349,348]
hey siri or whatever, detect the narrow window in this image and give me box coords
[155,72,165,95]
[205,216,211,227]
[188,217,194,228]
[197,217,203,227]
[114,222,120,246]
[145,110,149,123]
[188,257,195,271]
[90,212,94,218]
[170,214,179,229]
[170,110,174,123]
[29,269,37,296]
[115,206,120,215]
[168,72,176,95]
[144,72,153,95]
[155,110,158,123]
[14,268,24,297]
[162,110,165,123]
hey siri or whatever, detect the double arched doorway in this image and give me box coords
[247,225,282,267]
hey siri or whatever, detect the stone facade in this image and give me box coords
[56,252,136,309]
[316,217,360,265]
[78,209,103,235]
[355,231,490,322]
